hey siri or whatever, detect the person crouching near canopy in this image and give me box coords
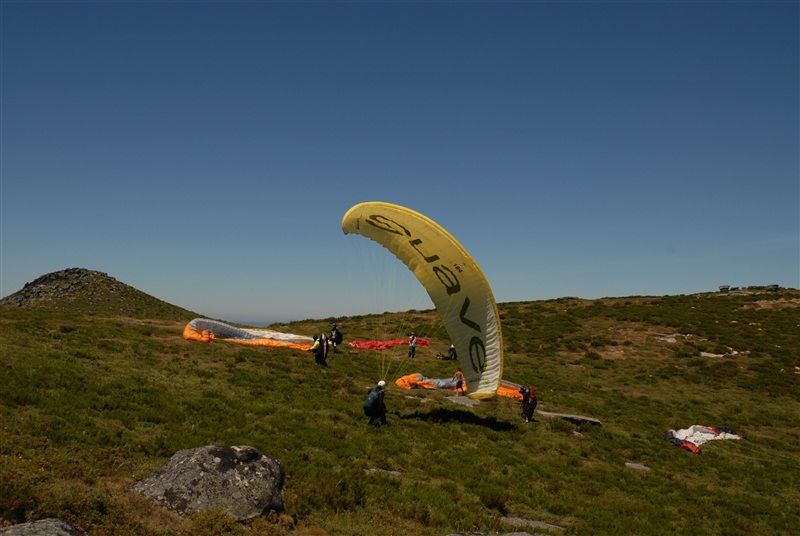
[447,344,458,361]
[364,380,387,426]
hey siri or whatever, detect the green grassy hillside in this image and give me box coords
[1,271,798,535]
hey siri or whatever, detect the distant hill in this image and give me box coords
[0,267,198,321]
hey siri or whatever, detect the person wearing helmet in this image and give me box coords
[363,380,388,426]
[447,344,458,361]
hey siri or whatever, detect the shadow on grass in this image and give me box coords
[399,407,517,431]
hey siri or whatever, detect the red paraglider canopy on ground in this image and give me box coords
[348,338,430,351]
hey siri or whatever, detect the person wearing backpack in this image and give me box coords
[363,380,387,426]
[330,323,344,353]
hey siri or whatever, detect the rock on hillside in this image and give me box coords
[0,518,84,535]
[0,268,197,320]
[132,445,285,520]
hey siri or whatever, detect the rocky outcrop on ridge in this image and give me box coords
[0,268,195,320]
[1,268,126,307]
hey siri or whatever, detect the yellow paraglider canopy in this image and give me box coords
[342,202,504,399]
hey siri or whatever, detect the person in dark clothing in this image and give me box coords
[364,380,387,426]
[330,323,344,353]
[519,385,537,423]
[447,344,458,361]
[308,333,329,366]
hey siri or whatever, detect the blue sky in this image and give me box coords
[2,1,798,325]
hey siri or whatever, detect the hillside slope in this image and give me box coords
[1,269,798,535]
[0,267,197,321]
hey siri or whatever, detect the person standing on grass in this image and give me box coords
[308,335,320,362]
[364,380,387,426]
[453,367,465,395]
[408,333,417,358]
[308,333,329,366]
[519,385,537,423]
[330,323,344,353]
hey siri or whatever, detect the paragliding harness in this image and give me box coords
[314,334,329,366]
[363,387,386,425]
